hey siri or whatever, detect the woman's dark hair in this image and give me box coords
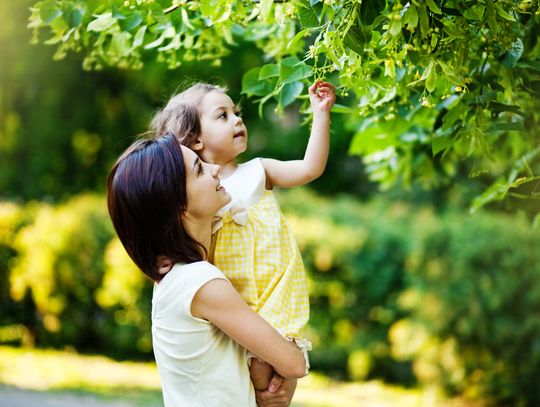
[107,133,205,281]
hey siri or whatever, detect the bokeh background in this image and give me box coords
[1,1,540,406]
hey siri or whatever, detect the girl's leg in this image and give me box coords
[249,358,274,391]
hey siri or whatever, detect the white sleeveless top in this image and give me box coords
[151,261,256,407]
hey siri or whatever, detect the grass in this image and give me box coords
[0,346,475,407]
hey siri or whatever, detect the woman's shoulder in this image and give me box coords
[160,261,227,289]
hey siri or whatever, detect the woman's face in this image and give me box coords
[181,145,231,220]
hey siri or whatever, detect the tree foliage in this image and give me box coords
[28,0,540,214]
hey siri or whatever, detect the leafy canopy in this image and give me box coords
[28,0,540,215]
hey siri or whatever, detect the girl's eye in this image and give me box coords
[234,110,242,117]
[197,162,204,175]
[219,112,227,119]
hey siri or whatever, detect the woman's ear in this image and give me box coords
[191,138,204,151]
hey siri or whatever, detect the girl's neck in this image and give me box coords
[216,159,238,178]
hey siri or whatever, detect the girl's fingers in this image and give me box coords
[309,80,323,94]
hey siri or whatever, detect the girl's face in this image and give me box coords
[181,145,231,220]
[195,90,247,165]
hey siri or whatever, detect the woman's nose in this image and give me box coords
[211,164,221,178]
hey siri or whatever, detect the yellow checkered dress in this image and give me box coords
[212,158,309,339]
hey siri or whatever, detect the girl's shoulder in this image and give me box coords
[237,157,264,172]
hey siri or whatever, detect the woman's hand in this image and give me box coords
[255,375,297,407]
[309,81,336,114]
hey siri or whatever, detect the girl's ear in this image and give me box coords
[190,137,204,151]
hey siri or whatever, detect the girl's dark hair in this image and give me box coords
[150,83,226,147]
[107,133,205,282]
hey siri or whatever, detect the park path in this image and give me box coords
[0,386,151,407]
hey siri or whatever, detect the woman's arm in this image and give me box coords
[191,278,306,379]
[262,81,335,189]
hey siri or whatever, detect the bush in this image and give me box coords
[392,211,540,406]
[280,189,540,405]
[280,189,416,384]
[1,190,540,405]
[6,194,151,357]
[0,201,36,345]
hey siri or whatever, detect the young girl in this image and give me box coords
[151,80,336,391]
[107,134,306,406]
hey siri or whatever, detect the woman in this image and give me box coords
[107,133,305,406]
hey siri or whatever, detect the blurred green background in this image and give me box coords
[1,1,540,406]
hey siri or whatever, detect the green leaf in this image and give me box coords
[296,1,320,28]
[279,57,312,84]
[389,18,402,36]
[463,4,485,20]
[287,28,310,50]
[517,60,540,71]
[279,81,304,108]
[441,7,461,16]
[494,3,516,21]
[200,0,231,23]
[533,213,540,230]
[120,13,144,31]
[63,6,82,28]
[442,20,465,39]
[344,22,370,55]
[111,4,125,20]
[242,68,276,97]
[441,102,466,132]
[133,25,147,48]
[40,1,63,24]
[425,63,437,92]
[359,0,386,25]
[87,13,117,32]
[487,121,524,132]
[489,102,524,117]
[403,4,418,28]
[109,32,132,57]
[144,26,175,49]
[426,0,442,14]
[260,0,273,21]
[470,179,508,212]
[432,134,453,155]
[331,104,353,114]
[259,64,280,79]
[418,5,429,37]
[158,33,181,52]
[501,38,524,69]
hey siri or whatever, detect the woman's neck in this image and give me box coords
[182,216,213,259]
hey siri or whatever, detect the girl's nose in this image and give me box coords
[211,164,221,178]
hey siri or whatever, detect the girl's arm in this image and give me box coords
[191,278,306,379]
[262,81,336,189]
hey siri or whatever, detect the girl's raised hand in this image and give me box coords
[308,81,336,113]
